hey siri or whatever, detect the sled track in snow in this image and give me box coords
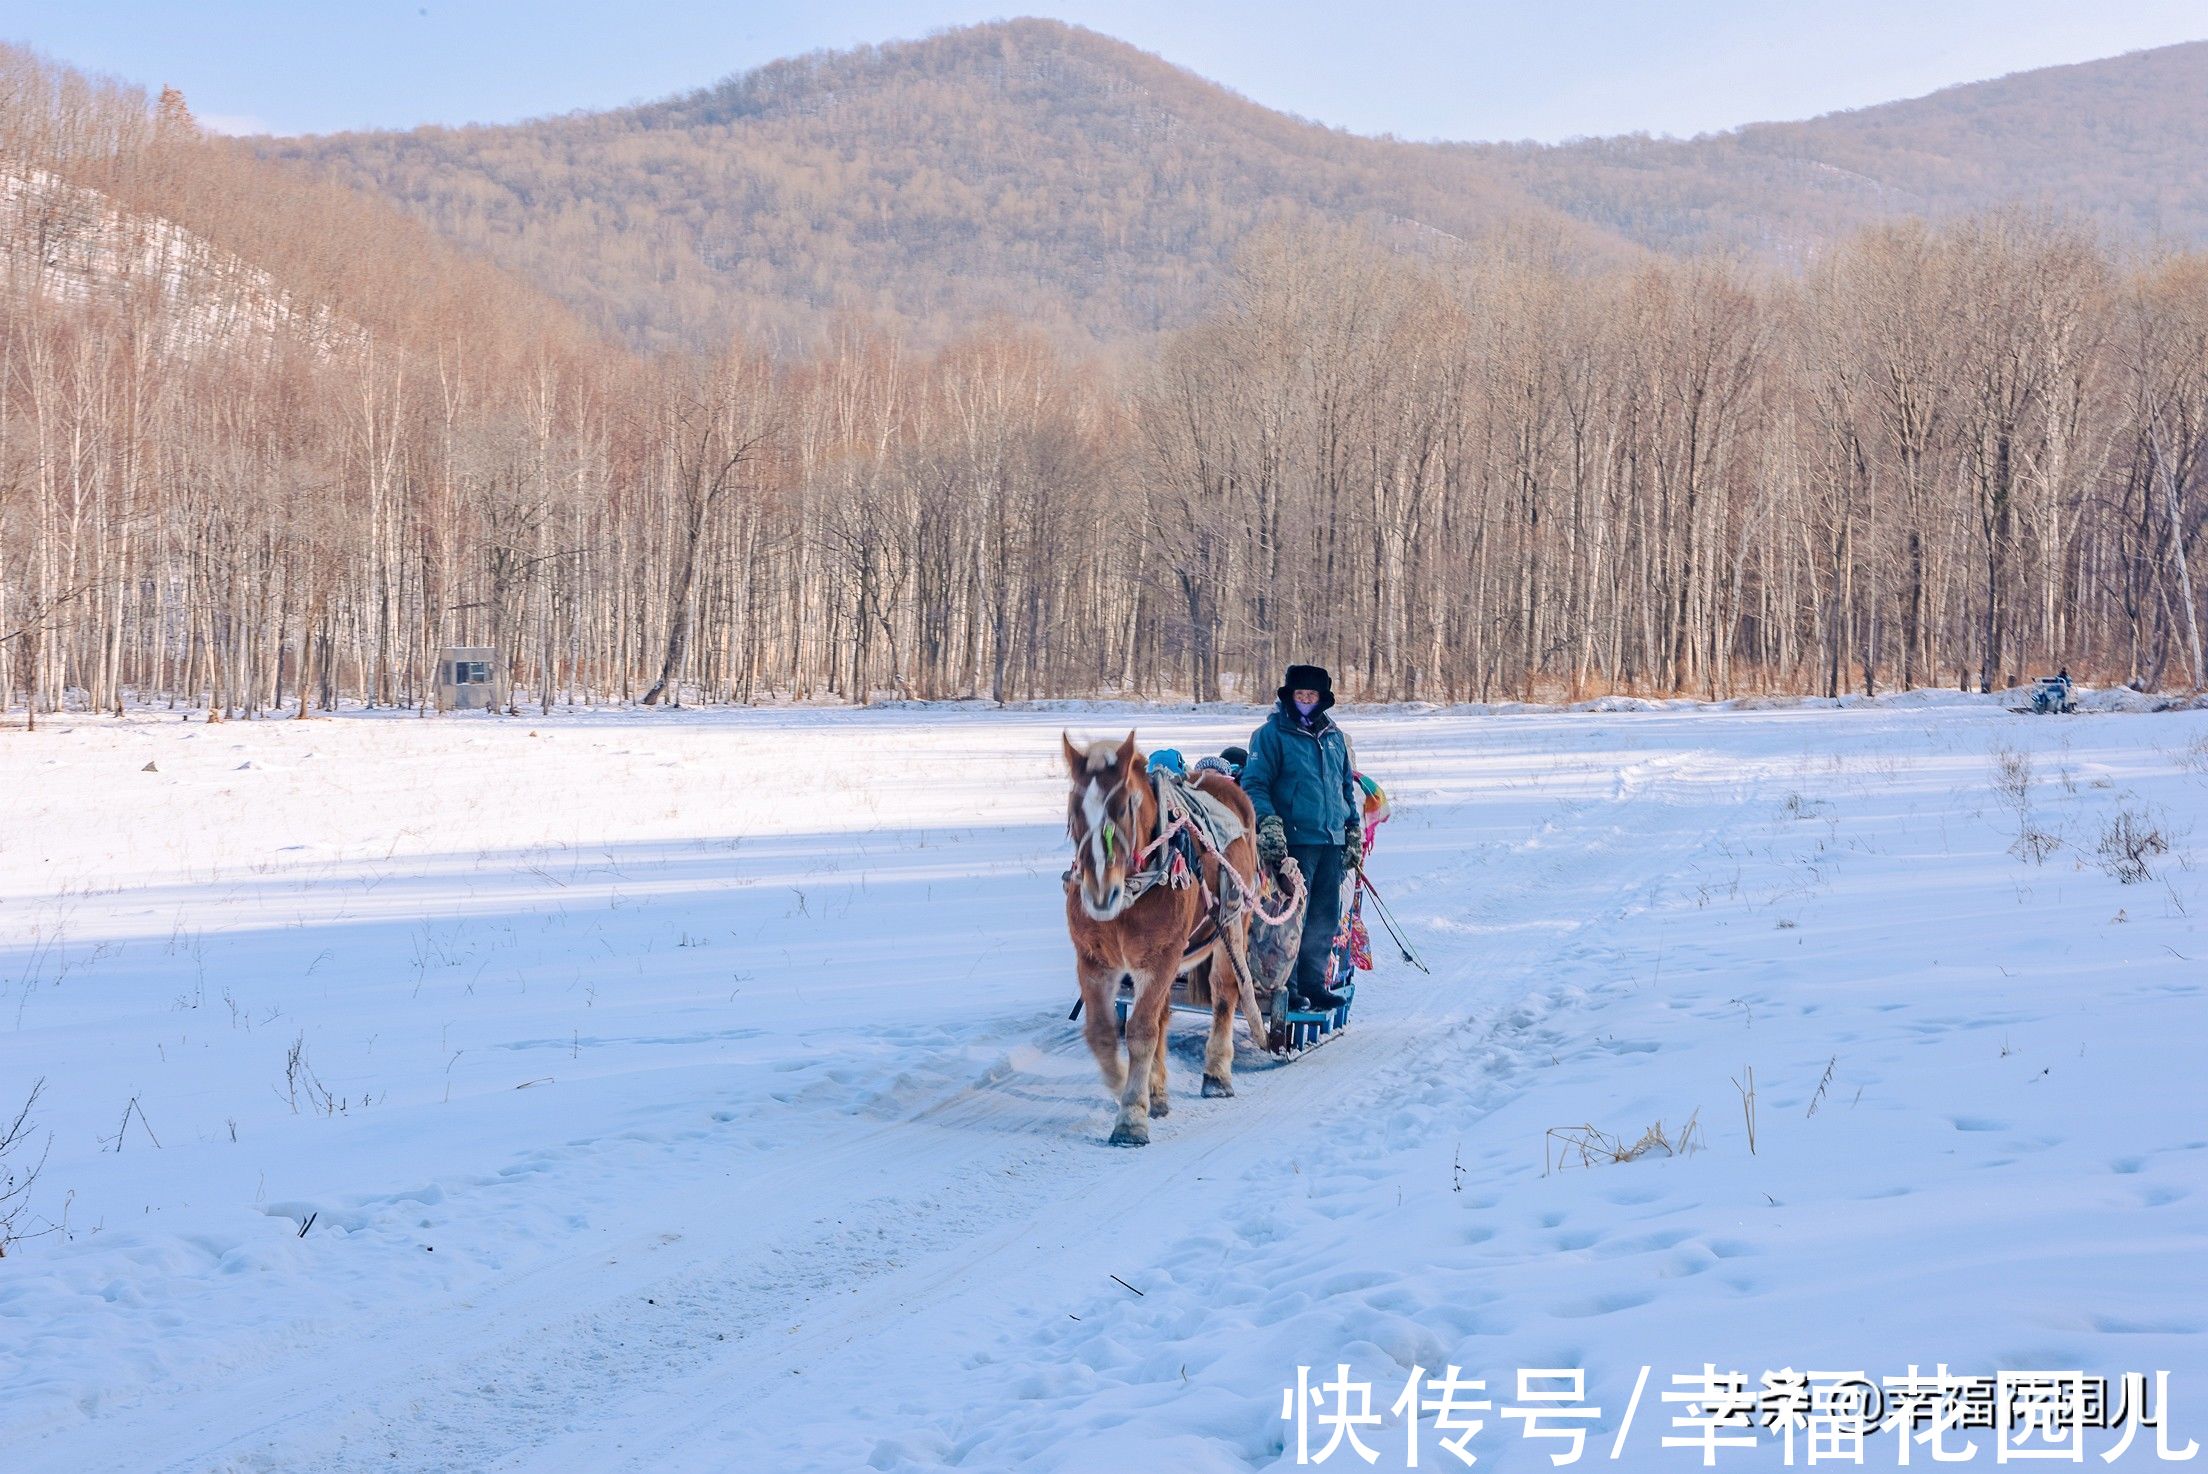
[36,749,1750,1474]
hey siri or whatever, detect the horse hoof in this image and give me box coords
[1201,1075,1234,1098]
[1107,1121,1150,1147]
[1149,1096,1171,1118]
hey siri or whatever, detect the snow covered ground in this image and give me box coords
[2,698,2203,1472]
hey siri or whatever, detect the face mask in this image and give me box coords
[1294,697,1318,717]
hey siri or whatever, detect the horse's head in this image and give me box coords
[1063,730,1148,921]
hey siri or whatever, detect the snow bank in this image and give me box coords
[2,702,2202,1470]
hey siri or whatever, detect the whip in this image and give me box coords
[1357,872,1431,974]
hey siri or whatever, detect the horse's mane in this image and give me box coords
[1077,739,1123,774]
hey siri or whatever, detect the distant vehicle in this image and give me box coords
[2028,673,2078,714]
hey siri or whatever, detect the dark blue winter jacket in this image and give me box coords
[1242,703,1356,846]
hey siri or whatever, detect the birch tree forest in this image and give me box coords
[6,49,2206,719]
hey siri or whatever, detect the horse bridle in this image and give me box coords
[1068,769,1149,886]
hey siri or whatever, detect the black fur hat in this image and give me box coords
[1278,664,1335,712]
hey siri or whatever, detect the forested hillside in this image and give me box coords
[3,55,587,364]
[1482,39,2208,260]
[0,44,602,722]
[257,19,1622,352]
[263,20,2208,351]
[7,37,2208,724]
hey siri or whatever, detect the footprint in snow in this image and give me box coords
[1555,1287,1654,1318]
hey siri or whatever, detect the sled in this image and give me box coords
[1112,972,1354,1055]
[1081,772,1389,1060]
[1270,978,1356,1053]
[2013,674,2080,715]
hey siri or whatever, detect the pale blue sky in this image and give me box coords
[5,1,2205,142]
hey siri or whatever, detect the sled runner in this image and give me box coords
[1112,972,1354,1054]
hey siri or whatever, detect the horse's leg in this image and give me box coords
[1202,942,1237,1097]
[1077,961,1126,1097]
[1148,975,1171,1117]
[1108,969,1158,1145]
[1110,955,1175,1145]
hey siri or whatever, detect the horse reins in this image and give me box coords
[1063,765,1310,1037]
[1068,768,1306,927]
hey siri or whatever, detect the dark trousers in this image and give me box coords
[1288,842,1346,999]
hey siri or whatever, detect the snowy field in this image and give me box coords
[2,697,2205,1472]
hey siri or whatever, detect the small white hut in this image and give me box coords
[436,646,503,711]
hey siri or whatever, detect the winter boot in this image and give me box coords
[1293,977,1349,1011]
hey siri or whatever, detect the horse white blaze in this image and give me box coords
[1082,777,1110,884]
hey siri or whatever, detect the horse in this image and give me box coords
[1062,732,1274,1146]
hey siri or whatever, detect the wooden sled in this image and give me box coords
[1088,853,1350,1055]
[1109,971,1354,1055]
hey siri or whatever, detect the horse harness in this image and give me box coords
[1064,769,1304,952]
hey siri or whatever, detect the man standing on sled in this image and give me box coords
[1242,663,1361,1011]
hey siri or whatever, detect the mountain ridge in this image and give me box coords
[257,19,2208,350]
[1476,38,2208,259]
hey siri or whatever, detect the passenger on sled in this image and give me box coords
[1190,745,1247,782]
[1240,664,1363,1012]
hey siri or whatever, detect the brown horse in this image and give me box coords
[1062,732,1273,1145]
